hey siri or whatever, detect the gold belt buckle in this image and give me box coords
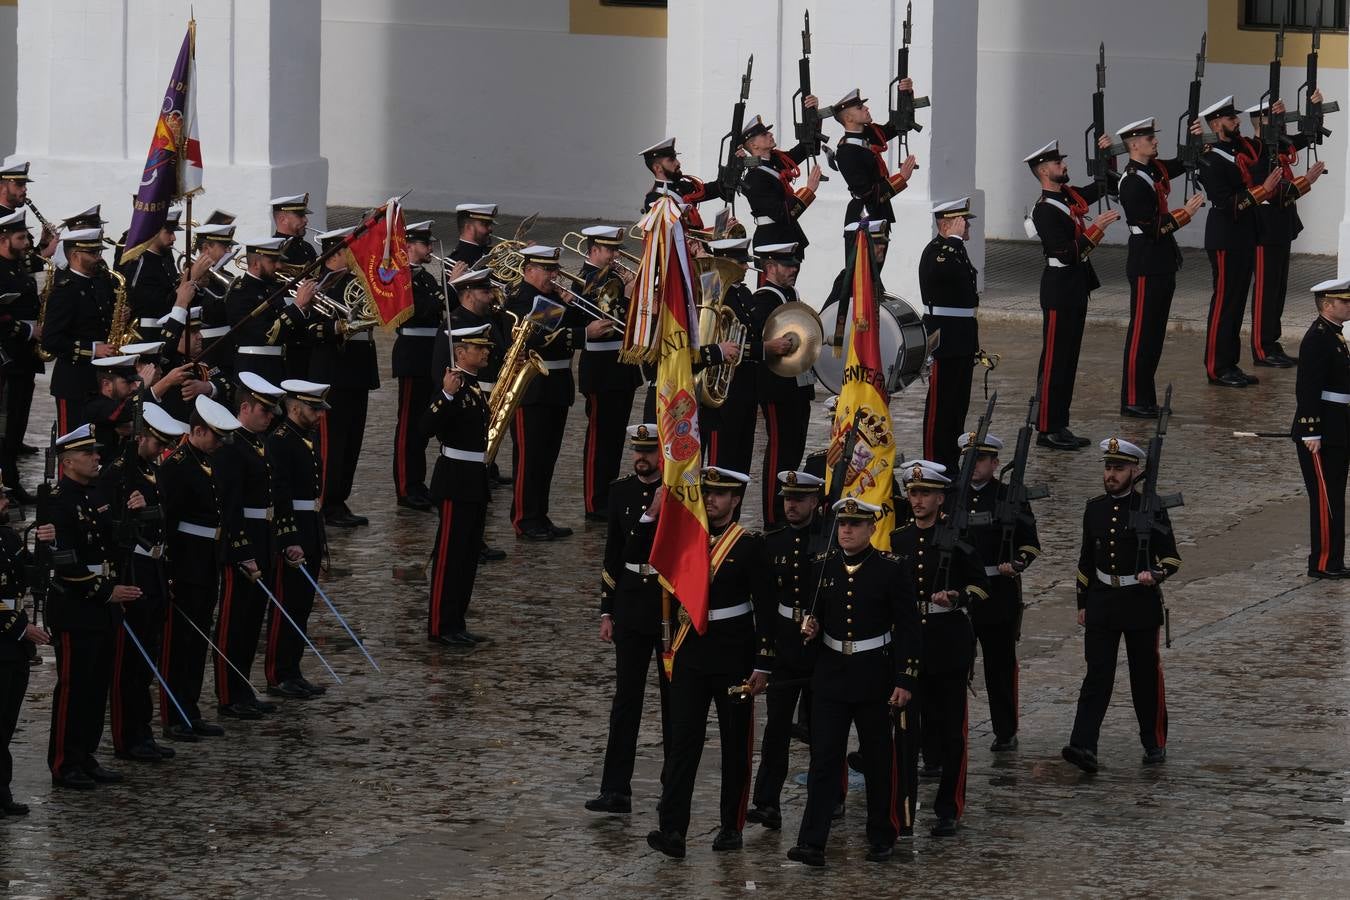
[842,639,854,655]
[150,545,163,560]
[792,606,802,623]
[1110,574,1121,588]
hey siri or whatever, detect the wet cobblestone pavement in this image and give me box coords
[3,270,1349,896]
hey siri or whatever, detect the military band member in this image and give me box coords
[832,87,919,231]
[959,433,1041,752]
[213,372,288,718]
[392,220,443,511]
[0,165,56,267]
[1024,140,1120,450]
[156,298,230,424]
[748,469,824,830]
[265,379,331,699]
[120,208,183,343]
[576,225,640,520]
[586,424,668,815]
[271,193,317,267]
[701,238,760,475]
[891,462,989,836]
[639,137,730,228]
[1063,438,1180,774]
[53,205,107,272]
[225,236,321,384]
[188,222,238,329]
[1114,118,1206,417]
[789,498,921,867]
[1293,280,1350,579]
[919,198,980,471]
[425,326,493,648]
[1195,96,1283,388]
[450,203,496,268]
[739,111,823,252]
[85,355,142,466]
[644,467,774,859]
[40,227,118,434]
[42,424,141,788]
[752,243,814,526]
[0,209,45,501]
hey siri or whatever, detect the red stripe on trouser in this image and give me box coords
[317,414,329,506]
[1206,250,1226,377]
[763,404,780,522]
[1252,247,1266,360]
[1154,628,1168,748]
[1312,453,1332,571]
[1038,312,1057,431]
[953,697,969,820]
[511,408,526,533]
[1126,277,1146,406]
[394,378,412,496]
[736,703,755,829]
[924,360,940,457]
[216,568,234,705]
[1012,655,1020,732]
[888,726,901,832]
[429,500,454,637]
[265,560,283,685]
[56,398,68,436]
[110,630,126,751]
[51,633,71,776]
[159,605,175,725]
[708,432,719,465]
[583,394,598,514]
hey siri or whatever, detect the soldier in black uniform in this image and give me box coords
[0,162,57,266]
[788,498,922,867]
[424,326,493,648]
[644,467,774,859]
[1024,140,1120,450]
[40,228,117,434]
[638,137,731,227]
[1114,118,1207,417]
[119,208,182,344]
[739,113,822,252]
[575,225,640,520]
[1194,96,1283,388]
[0,209,45,502]
[84,355,141,464]
[213,372,287,719]
[919,198,980,471]
[1293,280,1350,579]
[959,433,1041,752]
[752,243,814,527]
[747,469,824,830]
[158,395,243,741]
[891,462,989,836]
[831,87,919,233]
[700,238,760,475]
[585,424,667,815]
[98,401,183,761]
[1063,438,1181,774]
[188,222,238,331]
[225,235,322,384]
[271,192,317,269]
[450,203,496,268]
[391,220,443,511]
[42,424,141,788]
[157,299,231,424]
[265,379,330,699]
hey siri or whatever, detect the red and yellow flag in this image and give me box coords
[827,223,896,549]
[346,199,414,329]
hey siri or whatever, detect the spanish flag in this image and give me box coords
[827,221,896,549]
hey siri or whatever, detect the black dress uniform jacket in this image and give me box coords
[642,175,730,218]
[742,143,815,249]
[1250,135,1313,246]
[889,518,990,675]
[278,233,318,267]
[836,123,907,225]
[159,441,231,585]
[918,234,979,358]
[1293,315,1350,446]
[40,476,118,632]
[1119,158,1189,278]
[752,282,814,403]
[121,249,177,332]
[504,282,585,407]
[225,272,322,381]
[423,373,490,504]
[1075,491,1180,631]
[41,268,115,402]
[764,518,823,671]
[307,272,378,391]
[600,474,661,634]
[268,418,324,559]
[212,427,276,565]
[0,252,43,375]
[391,264,445,378]
[0,528,35,661]
[576,263,640,396]
[1031,183,1108,302]
[1196,137,1267,249]
[964,480,1041,625]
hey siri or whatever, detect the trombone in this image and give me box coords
[561,231,641,278]
[495,255,625,329]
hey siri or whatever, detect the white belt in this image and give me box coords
[823,632,892,654]
[984,565,1003,577]
[177,521,220,539]
[1129,226,1144,235]
[238,345,283,356]
[584,340,623,352]
[134,543,165,559]
[478,381,496,393]
[926,603,957,615]
[398,327,438,337]
[541,359,570,371]
[440,446,484,463]
[707,601,753,622]
[1321,390,1350,404]
[200,326,230,339]
[347,331,372,342]
[138,317,162,328]
[778,602,803,622]
[292,499,319,512]
[925,305,976,318]
[86,564,108,576]
[1097,569,1140,587]
[243,506,273,521]
[624,562,657,576]
[753,216,777,226]
[1045,259,1068,268]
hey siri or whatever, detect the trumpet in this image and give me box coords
[308,277,379,334]
[182,245,239,294]
[494,256,626,328]
[560,231,641,278]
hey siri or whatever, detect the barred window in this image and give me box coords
[1243,0,1348,30]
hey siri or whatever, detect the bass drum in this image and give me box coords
[812,293,929,396]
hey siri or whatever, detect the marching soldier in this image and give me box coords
[265,379,331,699]
[747,469,824,831]
[120,208,183,343]
[891,462,989,837]
[158,395,243,742]
[213,372,288,718]
[701,238,760,475]
[575,225,640,520]
[586,424,668,815]
[919,198,980,471]
[392,220,444,511]
[644,467,774,859]
[0,209,45,502]
[1293,280,1350,579]
[638,137,730,226]
[740,111,823,252]
[42,424,141,788]
[788,498,921,867]
[225,236,321,384]
[1194,96,1282,388]
[752,243,814,526]
[1024,140,1120,450]
[424,326,494,648]
[960,433,1041,752]
[1114,118,1206,417]
[1062,438,1180,774]
[831,87,919,232]
[40,227,118,433]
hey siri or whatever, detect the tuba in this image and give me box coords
[692,257,749,408]
[484,311,549,465]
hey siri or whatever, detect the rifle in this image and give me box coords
[716,55,754,203]
[1083,43,1114,211]
[803,408,865,626]
[114,395,162,556]
[888,2,930,156]
[1176,33,1212,197]
[24,423,58,659]
[1129,385,1184,648]
[1296,9,1340,164]
[932,393,996,596]
[989,392,1049,565]
[1259,16,1287,169]
[792,12,835,180]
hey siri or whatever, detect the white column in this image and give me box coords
[6,0,328,242]
[1341,59,1350,276]
[666,0,981,304]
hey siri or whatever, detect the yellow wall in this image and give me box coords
[569,0,666,38]
[1208,0,1347,68]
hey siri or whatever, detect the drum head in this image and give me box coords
[812,294,926,395]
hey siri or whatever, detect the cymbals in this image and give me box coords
[764,301,824,378]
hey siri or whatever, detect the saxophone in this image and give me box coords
[36,257,56,361]
[483,312,548,465]
[103,264,136,347]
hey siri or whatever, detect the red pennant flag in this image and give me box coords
[346,200,413,328]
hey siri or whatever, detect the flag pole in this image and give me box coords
[183,197,193,272]
[181,17,197,273]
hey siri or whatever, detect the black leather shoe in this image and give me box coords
[646,829,686,859]
[0,795,30,815]
[711,829,742,852]
[163,723,201,742]
[1142,747,1167,765]
[1060,428,1092,448]
[1207,369,1249,388]
[267,680,314,699]
[430,633,476,648]
[1061,744,1099,773]
[325,511,360,529]
[1036,430,1082,451]
[584,791,631,814]
[479,544,507,562]
[518,527,554,542]
[831,799,845,820]
[115,741,164,762]
[847,750,866,773]
[1254,351,1296,368]
[865,842,894,862]
[920,762,942,779]
[547,523,574,538]
[930,817,958,837]
[343,509,369,527]
[218,702,263,720]
[787,844,826,867]
[991,735,1019,752]
[191,720,225,737]
[746,804,782,830]
[584,511,607,522]
[296,676,327,696]
[1308,568,1350,579]
[82,761,124,784]
[1239,368,1260,385]
[461,630,492,644]
[248,699,278,714]
[52,770,96,790]
[149,741,175,760]
[1121,404,1158,419]
[397,494,433,511]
